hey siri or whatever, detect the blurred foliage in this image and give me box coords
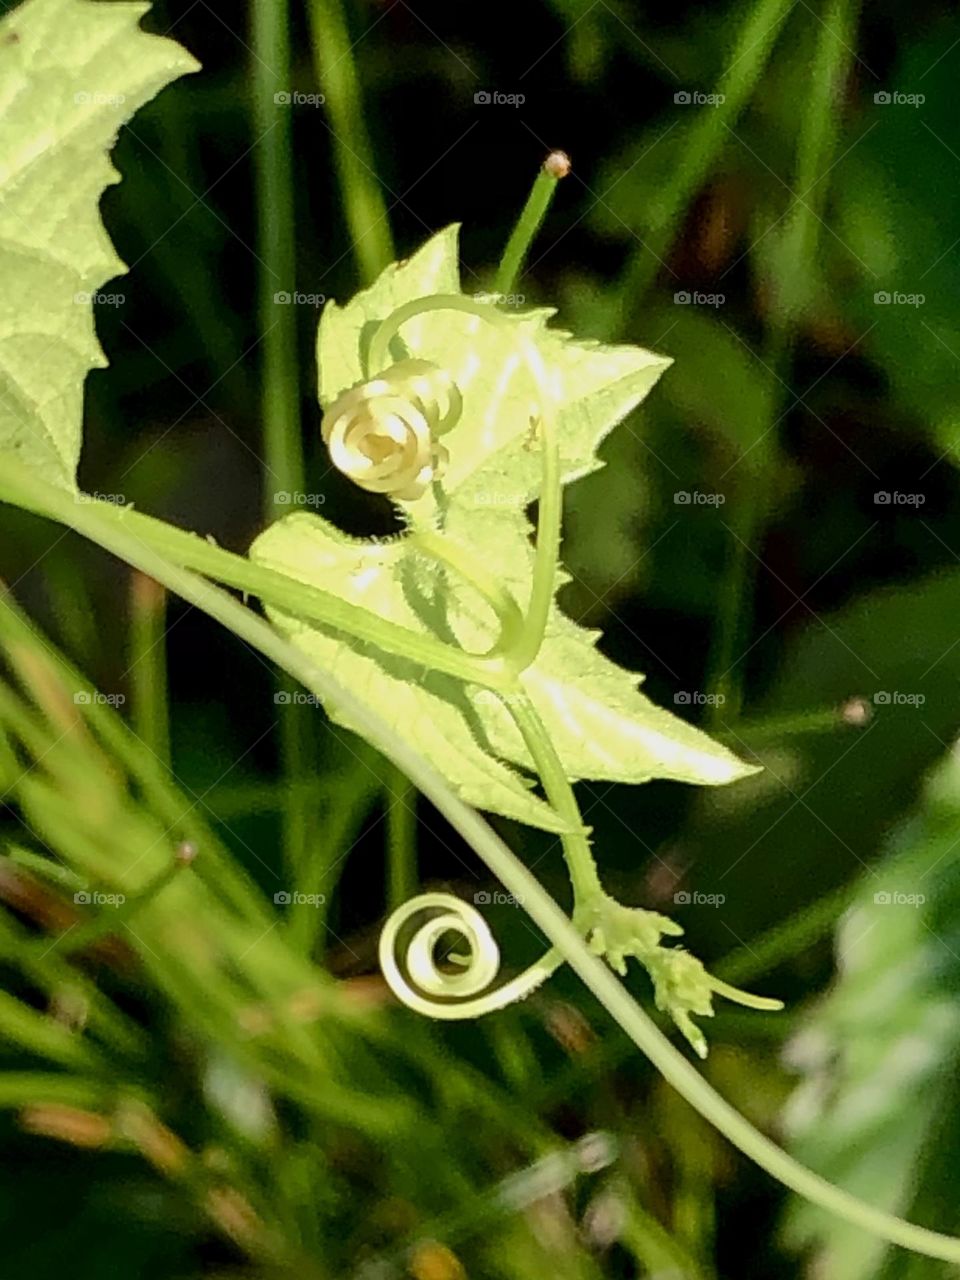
[1,0,960,1276]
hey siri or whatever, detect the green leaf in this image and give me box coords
[783,745,960,1278]
[253,226,756,830]
[0,0,198,487]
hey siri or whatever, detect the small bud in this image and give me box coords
[543,150,571,179]
[841,697,871,727]
[175,840,198,865]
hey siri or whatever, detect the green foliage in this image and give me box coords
[253,226,756,831]
[0,0,196,487]
[784,746,960,1279]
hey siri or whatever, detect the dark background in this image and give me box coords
[2,0,960,1276]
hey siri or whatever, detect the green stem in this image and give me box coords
[618,0,795,314]
[128,573,170,768]
[2,478,958,1262]
[705,0,858,726]
[507,691,601,904]
[1,478,509,691]
[386,765,417,911]
[252,0,314,882]
[251,0,305,515]
[306,0,394,283]
[494,159,565,296]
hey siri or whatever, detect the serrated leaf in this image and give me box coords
[0,0,198,487]
[254,225,755,829]
[253,515,571,834]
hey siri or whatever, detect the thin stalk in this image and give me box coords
[128,573,170,767]
[508,691,601,904]
[705,0,859,725]
[2,475,959,1261]
[618,0,795,313]
[306,0,394,282]
[1,486,511,690]
[386,765,416,911]
[494,156,567,296]
[251,0,314,889]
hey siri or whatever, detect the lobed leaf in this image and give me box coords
[0,0,198,487]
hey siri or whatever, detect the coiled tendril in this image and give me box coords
[322,357,462,500]
[378,893,562,1020]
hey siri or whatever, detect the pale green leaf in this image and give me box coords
[0,0,198,487]
[254,225,755,829]
[252,515,570,834]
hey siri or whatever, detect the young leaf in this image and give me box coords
[0,0,198,488]
[253,226,755,830]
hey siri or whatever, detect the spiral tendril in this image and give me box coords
[322,358,462,500]
[378,892,562,1019]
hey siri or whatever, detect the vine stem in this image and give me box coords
[494,156,567,297]
[0,477,511,691]
[2,476,958,1261]
[251,0,313,880]
[128,573,170,766]
[306,0,394,283]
